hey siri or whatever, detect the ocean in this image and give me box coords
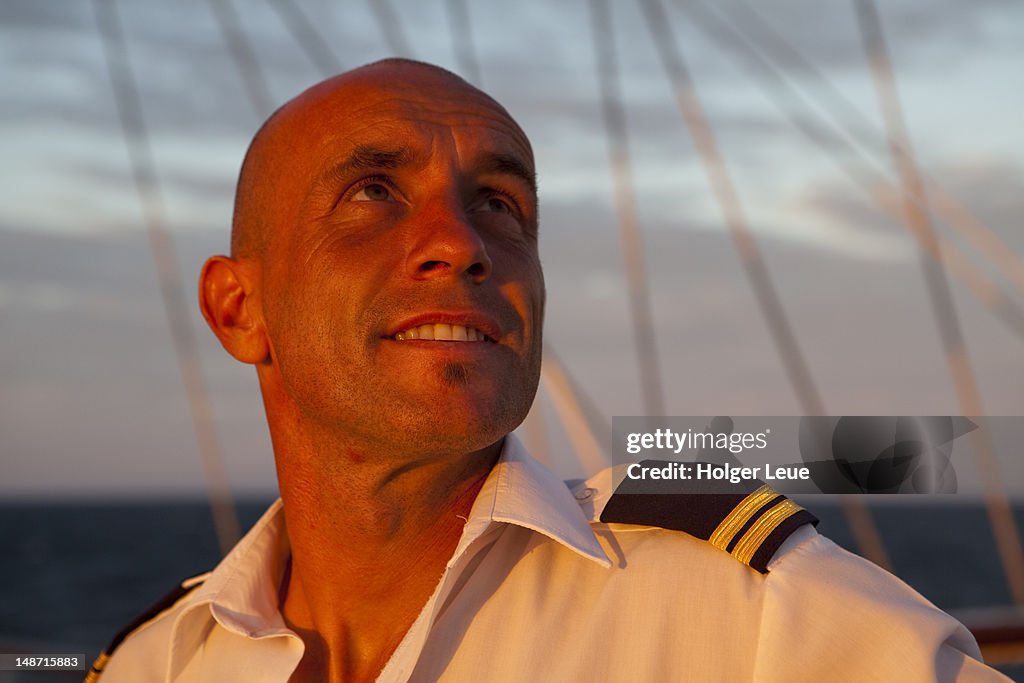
[1,499,1022,681]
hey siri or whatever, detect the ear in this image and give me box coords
[199,255,269,364]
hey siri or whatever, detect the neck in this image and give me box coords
[273,420,502,683]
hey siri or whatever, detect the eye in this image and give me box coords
[484,196,513,214]
[352,182,393,202]
[476,189,522,217]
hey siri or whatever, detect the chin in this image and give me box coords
[425,407,519,452]
[358,360,540,456]
[409,390,532,456]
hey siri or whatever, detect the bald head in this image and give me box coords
[230,58,532,260]
[203,55,544,462]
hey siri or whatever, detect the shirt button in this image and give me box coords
[575,487,596,502]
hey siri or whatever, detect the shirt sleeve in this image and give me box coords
[753,531,1013,682]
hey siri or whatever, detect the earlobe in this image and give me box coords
[198,255,269,364]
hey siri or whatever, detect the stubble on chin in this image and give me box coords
[440,361,471,387]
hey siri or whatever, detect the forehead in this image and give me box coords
[278,71,535,184]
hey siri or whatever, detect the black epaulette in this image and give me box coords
[599,461,818,574]
[84,577,205,682]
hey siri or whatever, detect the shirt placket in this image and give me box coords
[372,521,506,683]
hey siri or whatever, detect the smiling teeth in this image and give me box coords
[394,324,488,342]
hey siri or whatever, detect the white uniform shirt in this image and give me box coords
[99,435,1010,682]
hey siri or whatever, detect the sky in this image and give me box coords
[1,0,1023,498]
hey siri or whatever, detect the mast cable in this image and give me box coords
[93,0,241,556]
[676,0,1024,344]
[718,0,1024,296]
[542,348,613,475]
[444,0,482,85]
[267,0,344,76]
[641,0,892,569]
[588,0,668,419]
[206,0,275,117]
[367,0,415,58]
[854,0,1024,605]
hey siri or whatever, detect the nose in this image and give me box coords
[405,204,492,284]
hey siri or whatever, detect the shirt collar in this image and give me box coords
[460,433,610,568]
[166,434,610,676]
[167,499,300,680]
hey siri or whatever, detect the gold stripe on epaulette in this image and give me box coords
[731,499,803,566]
[84,652,109,683]
[708,484,777,553]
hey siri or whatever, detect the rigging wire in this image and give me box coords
[207,1,273,127]
[720,0,1024,297]
[520,395,553,468]
[676,0,1024,345]
[640,0,893,570]
[444,0,482,85]
[206,0,275,117]
[588,0,668,418]
[683,0,1024,590]
[92,0,241,556]
[549,346,614,450]
[367,0,415,58]
[638,0,822,417]
[267,0,345,76]
[542,348,613,475]
[854,0,1024,605]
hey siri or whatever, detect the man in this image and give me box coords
[90,59,1009,682]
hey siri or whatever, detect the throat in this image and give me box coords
[285,585,427,683]
[280,524,460,683]
[279,467,492,681]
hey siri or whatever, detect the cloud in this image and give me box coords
[794,156,1024,262]
[702,0,1024,75]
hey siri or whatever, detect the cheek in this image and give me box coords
[491,237,543,282]
[521,271,546,324]
[261,264,343,370]
[502,255,545,320]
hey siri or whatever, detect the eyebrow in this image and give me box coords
[477,153,537,195]
[314,144,537,197]
[330,145,416,177]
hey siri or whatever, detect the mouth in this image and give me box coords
[384,311,504,346]
[389,323,496,343]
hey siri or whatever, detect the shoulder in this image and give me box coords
[572,461,818,574]
[567,467,1004,680]
[748,532,1003,679]
[86,574,208,682]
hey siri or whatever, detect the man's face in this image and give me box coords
[254,66,544,457]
